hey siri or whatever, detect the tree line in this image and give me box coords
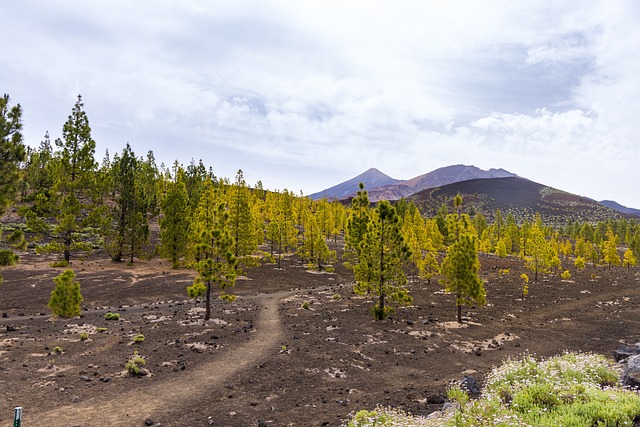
[1,94,638,322]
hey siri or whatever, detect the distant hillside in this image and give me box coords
[310,164,518,202]
[599,200,640,217]
[408,177,624,224]
[309,168,401,200]
[367,165,517,202]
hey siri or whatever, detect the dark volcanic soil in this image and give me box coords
[1,250,639,426]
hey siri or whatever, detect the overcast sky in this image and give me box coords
[3,1,640,207]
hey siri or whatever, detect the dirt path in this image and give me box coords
[34,292,289,427]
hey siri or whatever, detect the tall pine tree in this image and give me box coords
[26,95,107,264]
[106,144,150,263]
[353,200,412,320]
[160,180,191,268]
[188,180,237,320]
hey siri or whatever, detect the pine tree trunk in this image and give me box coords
[64,232,71,263]
[205,280,212,321]
[456,293,462,324]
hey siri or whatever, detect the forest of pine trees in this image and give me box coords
[2,94,640,320]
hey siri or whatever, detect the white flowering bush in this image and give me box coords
[343,352,640,427]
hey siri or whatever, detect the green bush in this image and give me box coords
[342,352,640,427]
[125,351,146,376]
[48,269,83,317]
[133,334,145,344]
[52,346,63,354]
[50,259,70,268]
[79,332,89,341]
[104,312,120,321]
[0,249,18,266]
[301,301,310,309]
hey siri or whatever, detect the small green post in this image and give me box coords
[14,406,22,427]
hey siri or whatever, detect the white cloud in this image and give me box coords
[2,0,640,206]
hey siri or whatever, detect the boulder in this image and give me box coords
[460,375,480,396]
[622,354,640,387]
[613,344,640,362]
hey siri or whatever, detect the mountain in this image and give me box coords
[408,177,625,224]
[309,168,401,200]
[367,165,517,202]
[310,164,518,202]
[599,200,640,217]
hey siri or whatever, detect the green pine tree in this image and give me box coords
[343,183,371,272]
[227,170,260,271]
[441,233,486,323]
[189,180,237,321]
[353,200,412,320]
[106,144,150,263]
[160,180,191,268]
[48,269,84,317]
[0,94,26,215]
[0,94,26,284]
[26,95,108,264]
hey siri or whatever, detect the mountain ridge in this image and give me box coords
[309,164,518,201]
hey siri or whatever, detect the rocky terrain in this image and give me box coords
[1,247,640,426]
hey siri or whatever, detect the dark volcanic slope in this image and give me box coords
[599,200,640,217]
[409,177,624,223]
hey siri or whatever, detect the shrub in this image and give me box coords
[332,294,341,300]
[301,301,310,309]
[125,351,146,376]
[0,249,18,266]
[104,312,120,321]
[133,334,145,344]
[342,352,640,427]
[48,269,83,317]
[561,270,571,280]
[97,327,108,332]
[52,346,63,354]
[50,259,70,268]
[79,332,89,341]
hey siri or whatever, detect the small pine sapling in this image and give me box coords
[520,273,529,300]
[48,269,84,317]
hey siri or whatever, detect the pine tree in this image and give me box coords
[188,180,237,321]
[0,94,26,284]
[344,183,371,272]
[441,233,486,323]
[0,94,26,215]
[21,134,55,213]
[495,238,508,258]
[298,210,336,271]
[26,95,107,264]
[603,228,621,269]
[160,180,191,268]
[623,248,637,269]
[106,144,150,263]
[227,170,259,270]
[353,200,412,320]
[48,269,84,317]
[525,218,549,281]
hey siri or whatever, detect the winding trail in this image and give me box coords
[36,291,291,427]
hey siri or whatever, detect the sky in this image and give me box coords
[3,1,640,207]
